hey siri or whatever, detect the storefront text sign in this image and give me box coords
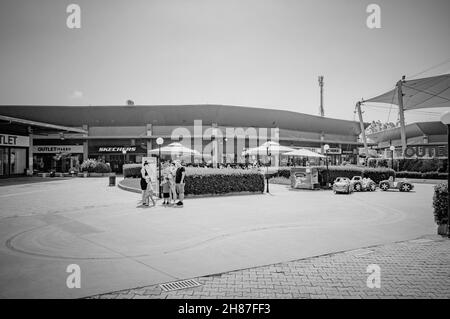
[98,147,137,152]
[33,145,84,154]
[404,145,447,158]
[326,147,342,155]
[0,134,30,147]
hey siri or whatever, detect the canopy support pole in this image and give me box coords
[396,77,407,156]
[356,101,369,156]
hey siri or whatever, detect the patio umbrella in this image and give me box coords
[283,149,326,158]
[180,153,212,161]
[242,141,294,156]
[148,142,201,156]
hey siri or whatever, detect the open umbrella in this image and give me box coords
[242,141,294,156]
[283,149,325,158]
[148,142,200,156]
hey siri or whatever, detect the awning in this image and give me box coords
[284,149,325,158]
[0,114,87,134]
[364,74,450,110]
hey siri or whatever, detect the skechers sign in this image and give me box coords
[98,147,136,152]
[0,134,30,147]
[404,145,447,158]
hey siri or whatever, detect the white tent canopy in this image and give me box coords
[148,142,200,156]
[242,141,294,156]
[284,149,325,158]
[364,74,450,110]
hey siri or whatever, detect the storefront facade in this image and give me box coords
[367,121,448,159]
[0,105,369,173]
[0,133,29,177]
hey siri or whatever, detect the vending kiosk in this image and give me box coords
[290,167,320,190]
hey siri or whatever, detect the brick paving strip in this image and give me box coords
[88,235,450,299]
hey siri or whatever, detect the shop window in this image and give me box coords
[10,148,27,175]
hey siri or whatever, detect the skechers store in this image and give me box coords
[88,140,147,173]
[0,133,29,177]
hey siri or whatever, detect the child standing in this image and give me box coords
[161,176,171,205]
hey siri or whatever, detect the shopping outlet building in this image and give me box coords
[0,104,368,175]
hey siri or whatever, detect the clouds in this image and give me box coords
[69,90,83,99]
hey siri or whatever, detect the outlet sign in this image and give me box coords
[404,145,447,158]
[0,134,30,147]
[33,145,84,154]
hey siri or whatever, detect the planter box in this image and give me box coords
[437,224,449,236]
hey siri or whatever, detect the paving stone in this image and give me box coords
[92,237,450,299]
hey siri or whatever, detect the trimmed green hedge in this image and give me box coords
[432,183,448,225]
[123,164,142,178]
[184,168,264,195]
[276,166,395,185]
[80,159,112,173]
[396,171,448,180]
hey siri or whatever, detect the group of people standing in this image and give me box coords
[140,160,186,207]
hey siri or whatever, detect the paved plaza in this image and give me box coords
[91,235,450,299]
[0,177,442,298]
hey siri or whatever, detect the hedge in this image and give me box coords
[80,159,111,173]
[276,166,395,185]
[432,183,448,225]
[184,168,264,195]
[396,171,448,180]
[123,164,142,178]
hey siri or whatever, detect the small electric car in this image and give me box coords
[333,177,353,194]
[351,176,377,192]
[379,176,414,192]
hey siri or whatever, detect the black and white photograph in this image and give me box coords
[0,0,449,308]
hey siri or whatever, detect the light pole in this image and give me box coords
[266,145,271,193]
[122,149,127,172]
[440,112,450,238]
[156,137,164,199]
[324,144,330,188]
[389,145,395,170]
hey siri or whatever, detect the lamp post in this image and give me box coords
[122,149,127,172]
[266,145,271,193]
[324,144,330,188]
[156,137,164,199]
[440,112,450,238]
[389,145,395,170]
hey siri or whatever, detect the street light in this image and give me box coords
[156,137,164,199]
[266,144,271,193]
[440,111,450,238]
[122,149,127,167]
[389,145,395,170]
[324,144,330,188]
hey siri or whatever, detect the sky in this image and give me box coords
[0,0,449,124]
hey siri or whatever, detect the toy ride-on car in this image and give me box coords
[351,176,377,192]
[379,176,414,192]
[333,177,353,194]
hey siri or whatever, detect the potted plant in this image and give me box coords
[432,183,449,236]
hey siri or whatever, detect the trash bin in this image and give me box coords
[109,175,116,186]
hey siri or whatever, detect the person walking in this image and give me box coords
[168,161,177,205]
[175,160,186,207]
[140,161,150,205]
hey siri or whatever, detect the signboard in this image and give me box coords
[141,156,158,196]
[98,146,137,153]
[0,134,30,147]
[404,145,448,158]
[33,145,84,154]
[326,147,342,155]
